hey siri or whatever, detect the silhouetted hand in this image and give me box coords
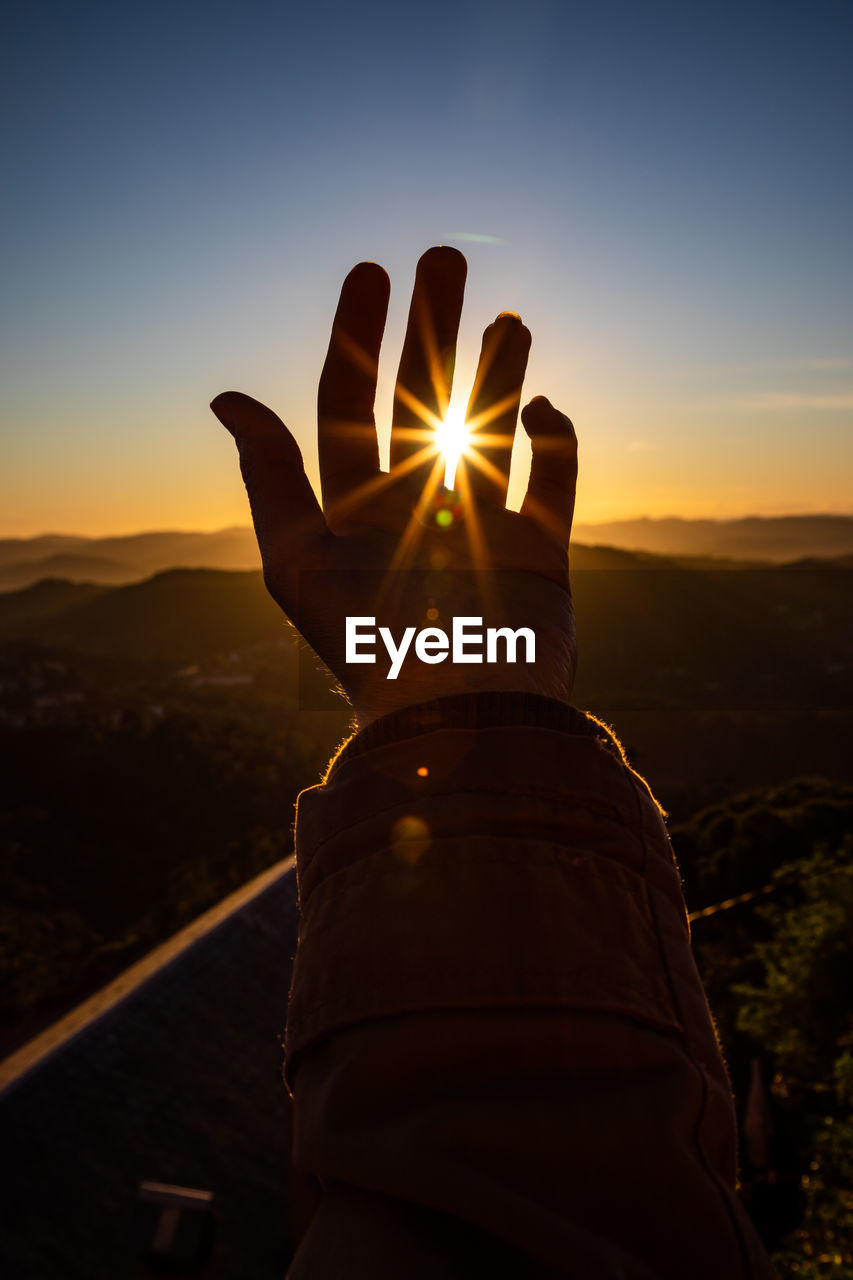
[211,246,577,725]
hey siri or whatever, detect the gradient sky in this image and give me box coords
[2,0,851,536]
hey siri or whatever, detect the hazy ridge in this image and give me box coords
[2,515,852,590]
[571,514,853,561]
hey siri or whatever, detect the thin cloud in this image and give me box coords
[730,391,853,412]
[447,232,506,245]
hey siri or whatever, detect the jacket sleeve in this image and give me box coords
[284,692,775,1280]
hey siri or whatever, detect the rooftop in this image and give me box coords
[2,858,299,1278]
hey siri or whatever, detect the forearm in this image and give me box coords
[284,693,774,1278]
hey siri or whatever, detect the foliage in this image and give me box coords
[772,1097,853,1278]
[734,844,853,1086]
[725,844,853,1276]
[0,704,341,1016]
[671,779,853,910]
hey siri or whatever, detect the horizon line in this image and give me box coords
[4,510,853,541]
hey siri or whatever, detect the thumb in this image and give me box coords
[211,391,328,581]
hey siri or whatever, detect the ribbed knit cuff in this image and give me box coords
[331,692,627,773]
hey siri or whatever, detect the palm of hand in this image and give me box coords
[212,247,578,725]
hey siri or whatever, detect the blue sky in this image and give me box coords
[2,0,851,534]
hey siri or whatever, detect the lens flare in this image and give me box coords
[434,406,470,489]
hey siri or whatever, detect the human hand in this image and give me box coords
[211,246,578,726]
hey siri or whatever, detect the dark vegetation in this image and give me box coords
[1,552,851,1274]
[675,784,853,1277]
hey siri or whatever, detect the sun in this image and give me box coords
[434,404,470,490]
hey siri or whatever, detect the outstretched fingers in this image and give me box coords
[318,261,390,524]
[519,396,577,546]
[210,391,329,594]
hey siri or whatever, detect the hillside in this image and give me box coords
[1,553,848,708]
[0,553,850,819]
[2,568,286,662]
[0,527,261,590]
[0,579,108,628]
[571,514,853,561]
[3,515,853,589]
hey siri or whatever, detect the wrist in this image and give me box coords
[349,613,576,727]
[335,690,620,773]
[352,667,571,730]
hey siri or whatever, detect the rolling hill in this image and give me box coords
[0,527,261,590]
[3,515,853,589]
[0,550,849,709]
[1,549,850,816]
[571,514,853,561]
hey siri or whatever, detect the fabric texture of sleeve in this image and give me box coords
[284,693,775,1279]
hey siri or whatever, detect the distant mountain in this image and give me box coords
[0,528,261,590]
[0,534,90,564]
[571,515,853,561]
[0,555,136,591]
[2,517,852,589]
